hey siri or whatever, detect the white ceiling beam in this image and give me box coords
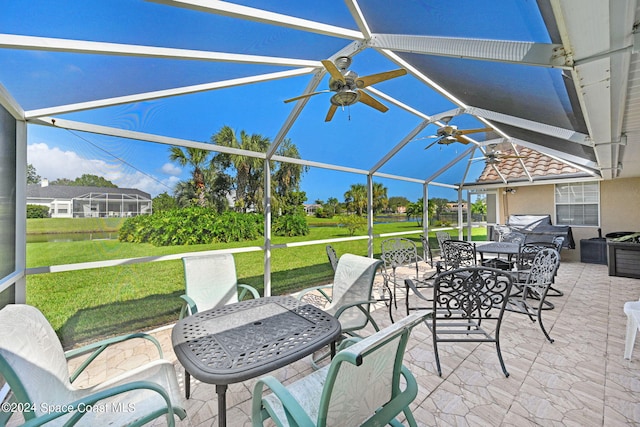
[370,120,431,173]
[509,137,599,170]
[25,68,315,118]
[465,106,591,145]
[369,34,571,69]
[364,87,431,120]
[425,146,475,183]
[0,34,320,68]
[0,82,24,120]
[344,0,373,39]
[147,0,363,40]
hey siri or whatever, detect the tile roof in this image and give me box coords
[476,146,585,183]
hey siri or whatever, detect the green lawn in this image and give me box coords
[26,217,486,348]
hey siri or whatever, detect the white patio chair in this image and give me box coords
[0,304,186,427]
[180,252,260,397]
[251,311,430,427]
[624,298,640,359]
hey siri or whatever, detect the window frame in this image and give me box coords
[554,181,600,227]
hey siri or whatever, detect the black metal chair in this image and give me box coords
[440,239,477,271]
[408,266,514,377]
[326,244,338,272]
[380,237,430,319]
[506,248,561,343]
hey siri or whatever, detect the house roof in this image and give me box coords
[475,146,588,184]
[26,185,151,200]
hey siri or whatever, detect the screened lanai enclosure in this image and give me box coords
[2,0,640,301]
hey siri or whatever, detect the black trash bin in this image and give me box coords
[580,238,607,264]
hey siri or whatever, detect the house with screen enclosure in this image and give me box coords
[27,182,152,218]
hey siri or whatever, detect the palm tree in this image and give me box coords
[212,126,270,212]
[344,183,367,215]
[372,182,388,215]
[169,146,212,207]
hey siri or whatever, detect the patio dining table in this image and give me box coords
[172,295,342,427]
[476,241,521,269]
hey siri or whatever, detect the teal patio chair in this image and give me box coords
[252,310,430,427]
[297,253,383,339]
[180,252,260,397]
[0,304,186,427]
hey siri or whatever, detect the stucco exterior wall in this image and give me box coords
[493,177,640,262]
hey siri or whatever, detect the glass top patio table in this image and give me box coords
[172,295,341,427]
[476,242,521,267]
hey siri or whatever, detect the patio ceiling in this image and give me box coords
[1,0,639,192]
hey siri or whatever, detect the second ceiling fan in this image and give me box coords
[424,116,493,150]
[284,56,407,121]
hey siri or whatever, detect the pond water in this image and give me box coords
[27,232,118,243]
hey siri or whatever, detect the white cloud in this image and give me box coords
[27,142,177,197]
[161,162,182,176]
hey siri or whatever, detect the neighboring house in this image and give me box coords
[303,203,322,216]
[27,182,152,218]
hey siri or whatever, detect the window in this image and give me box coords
[555,181,599,226]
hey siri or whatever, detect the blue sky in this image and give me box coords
[2,1,550,204]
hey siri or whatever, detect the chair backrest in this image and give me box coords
[516,242,556,271]
[325,254,382,332]
[319,311,428,426]
[325,245,338,272]
[440,240,476,270]
[0,305,76,422]
[500,230,526,244]
[182,253,240,312]
[380,238,420,270]
[525,248,560,290]
[435,231,451,251]
[419,234,432,264]
[433,267,513,326]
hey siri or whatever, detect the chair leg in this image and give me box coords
[625,314,638,359]
[433,335,442,377]
[495,341,509,377]
[537,305,554,344]
[185,369,191,399]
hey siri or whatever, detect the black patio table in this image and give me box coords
[476,241,521,269]
[172,295,342,427]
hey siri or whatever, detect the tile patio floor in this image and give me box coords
[12,260,640,426]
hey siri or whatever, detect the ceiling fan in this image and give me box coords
[284,56,407,121]
[473,144,528,164]
[424,116,493,150]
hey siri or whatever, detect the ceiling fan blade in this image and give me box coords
[358,90,388,113]
[454,135,472,144]
[456,127,493,135]
[424,139,441,150]
[321,59,346,84]
[325,104,338,122]
[356,68,407,88]
[284,90,330,103]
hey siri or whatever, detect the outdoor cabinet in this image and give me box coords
[608,241,640,278]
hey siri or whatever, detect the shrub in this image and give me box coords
[119,207,263,246]
[335,214,367,236]
[272,214,309,237]
[27,204,50,218]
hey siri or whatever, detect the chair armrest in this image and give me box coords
[238,283,260,300]
[333,299,381,332]
[252,376,315,426]
[65,333,164,383]
[404,279,431,302]
[20,380,186,427]
[295,284,333,303]
[179,294,198,319]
